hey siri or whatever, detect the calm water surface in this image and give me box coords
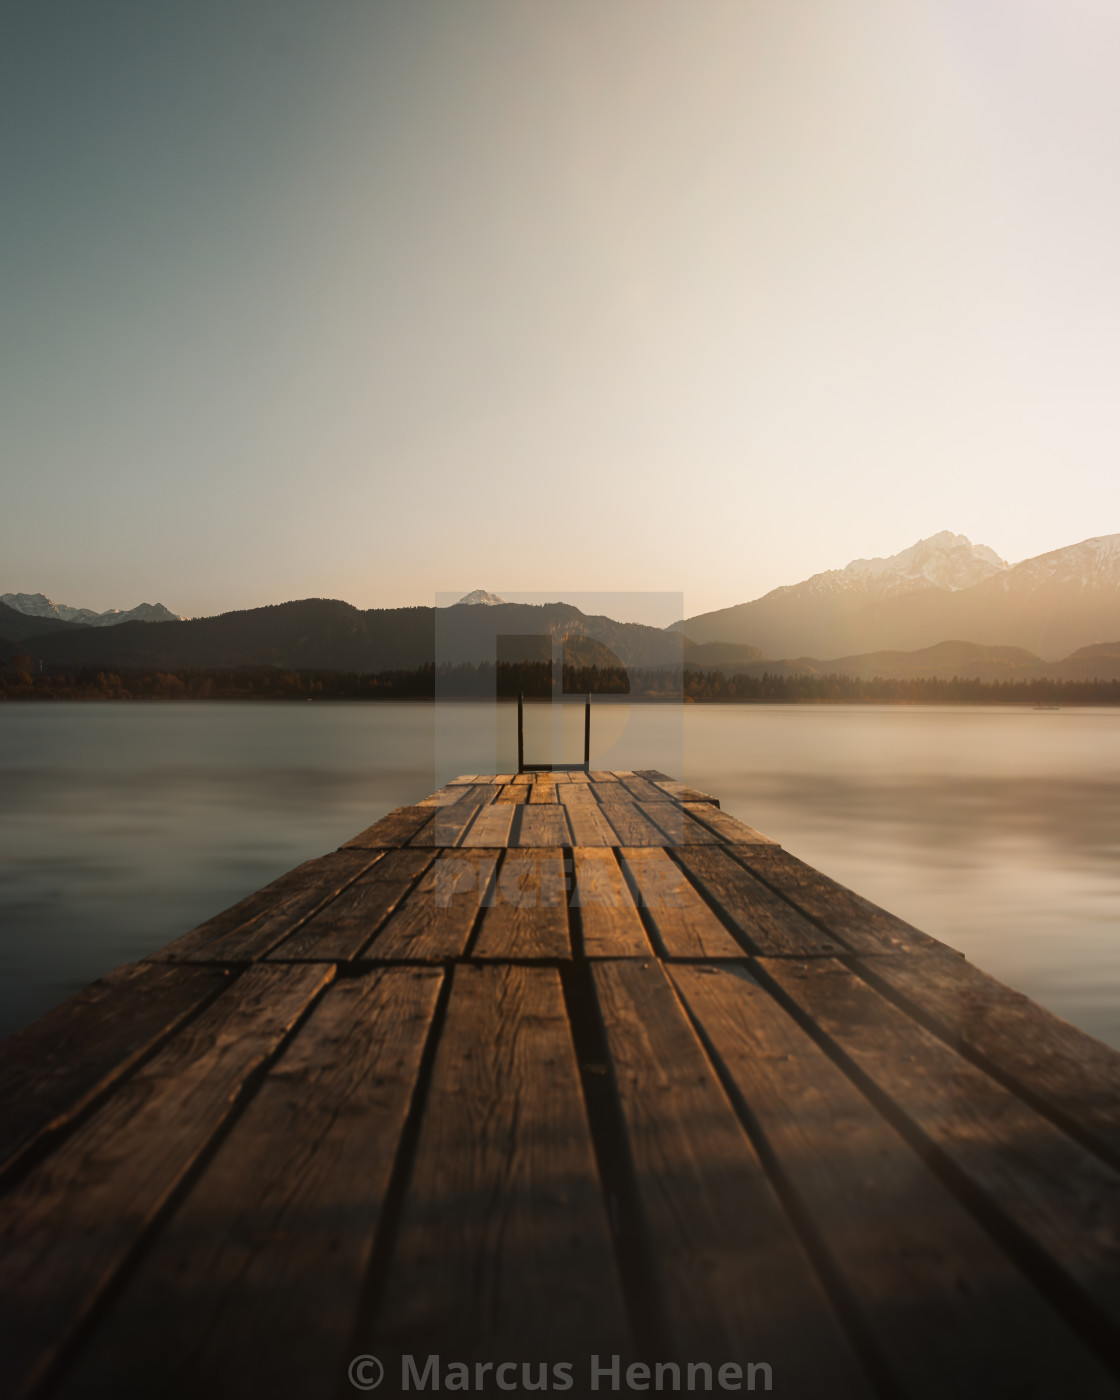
[1,701,1118,1048]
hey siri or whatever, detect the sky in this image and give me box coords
[3,0,1120,624]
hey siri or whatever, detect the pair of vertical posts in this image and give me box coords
[516,692,591,773]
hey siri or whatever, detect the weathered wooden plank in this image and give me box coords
[53,968,443,1400]
[556,783,597,805]
[0,964,333,1400]
[527,779,557,803]
[639,802,723,844]
[672,963,1117,1399]
[343,806,435,848]
[673,847,842,957]
[681,802,776,844]
[852,951,1120,1170]
[588,770,619,782]
[588,781,632,803]
[760,957,1120,1339]
[417,785,466,807]
[597,800,673,847]
[567,769,591,783]
[495,785,530,804]
[591,961,871,1392]
[514,806,570,847]
[653,779,720,807]
[492,774,516,783]
[266,850,435,961]
[372,965,629,1363]
[365,851,498,960]
[731,845,947,954]
[463,782,502,803]
[0,964,230,1183]
[617,774,666,803]
[410,801,487,847]
[511,772,533,785]
[448,774,480,784]
[563,800,620,847]
[459,801,516,848]
[618,849,743,959]
[632,768,673,782]
[155,851,383,963]
[472,850,570,959]
[571,849,652,958]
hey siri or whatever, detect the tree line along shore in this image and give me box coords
[2,659,1119,704]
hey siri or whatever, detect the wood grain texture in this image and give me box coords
[597,800,672,847]
[0,964,333,1400]
[591,961,871,1393]
[760,957,1120,1338]
[412,801,488,847]
[372,965,629,1362]
[556,784,597,805]
[674,847,843,956]
[571,849,651,958]
[472,850,570,959]
[460,802,516,848]
[366,851,498,960]
[639,802,723,844]
[155,851,383,963]
[514,806,571,847]
[343,806,435,849]
[617,775,666,803]
[589,781,634,804]
[653,780,719,806]
[672,963,1117,1399]
[852,951,1120,1168]
[731,845,947,954]
[417,785,468,807]
[52,968,442,1400]
[495,785,530,804]
[0,963,229,1182]
[563,801,620,847]
[267,850,435,961]
[681,802,775,844]
[618,849,742,959]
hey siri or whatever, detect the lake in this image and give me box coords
[1,701,1118,1049]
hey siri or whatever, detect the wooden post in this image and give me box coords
[517,692,524,774]
[583,695,591,772]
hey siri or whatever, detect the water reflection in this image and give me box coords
[684,707,1120,1050]
[1,702,1118,1049]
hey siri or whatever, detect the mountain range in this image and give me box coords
[3,532,1119,679]
[673,531,1120,661]
[0,598,687,673]
[1,594,181,628]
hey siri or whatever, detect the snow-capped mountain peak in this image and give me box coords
[775,532,1009,604]
[1,593,182,627]
[458,590,507,606]
[998,533,1120,593]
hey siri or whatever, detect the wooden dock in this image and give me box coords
[2,770,1120,1398]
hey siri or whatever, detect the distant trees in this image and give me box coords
[2,659,1119,704]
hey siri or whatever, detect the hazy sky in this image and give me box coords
[4,1,1120,622]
